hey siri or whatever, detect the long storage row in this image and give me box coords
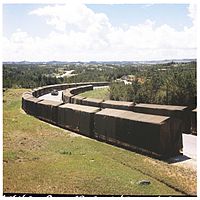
[32,82,109,98]
[62,86,134,111]
[22,94,181,158]
[22,82,196,159]
[62,85,94,103]
[62,85,195,135]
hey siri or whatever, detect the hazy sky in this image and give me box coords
[2,2,197,61]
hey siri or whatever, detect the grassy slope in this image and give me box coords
[3,89,196,195]
[79,88,110,100]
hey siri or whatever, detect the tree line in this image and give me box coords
[109,62,196,107]
[3,62,196,107]
[3,63,140,88]
[3,64,64,88]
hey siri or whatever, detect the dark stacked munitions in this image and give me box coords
[32,87,43,98]
[191,108,197,135]
[22,92,43,116]
[62,85,94,103]
[32,82,109,98]
[22,92,34,111]
[32,83,86,97]
[36,100,63,124]
[69,85,93,95]
[102,100,134,111]
[22,82,194,159]
[82,98,104,107]
[71,95,86,104]
[133,103,191,134]
[94,108,182,158]
[58,104,100,137]
[62,90,74,103]
[90,82,109,87]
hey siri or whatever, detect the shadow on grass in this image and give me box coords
[165,154,191,164]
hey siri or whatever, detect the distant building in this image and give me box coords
[120,75,144,84]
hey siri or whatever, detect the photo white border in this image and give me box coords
[0,0,199,199]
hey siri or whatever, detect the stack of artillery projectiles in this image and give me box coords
[101,100,134,111]
[191,108,197,135]
[62,85,93,103]
[94,108,182,158]
[58,104,100,137]
[22,92,43,116]
[133,103,191,134]
[37,100,63,124]
[22,81,196,159]
[82,98,104,107]
[71,95,86,105]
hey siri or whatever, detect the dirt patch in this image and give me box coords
[12,135,45,151]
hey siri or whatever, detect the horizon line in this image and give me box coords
[3,58,197,63]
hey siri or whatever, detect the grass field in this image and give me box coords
[79,87,110,100]
[3,89,197,196]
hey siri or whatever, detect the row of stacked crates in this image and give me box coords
[62,86,195,135]
[22,82,196,158]
[22,93,183,158]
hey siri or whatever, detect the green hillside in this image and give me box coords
[3,89,196,196]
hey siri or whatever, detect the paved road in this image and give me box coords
[182,133,196,160]
[39,91,63,102]
[39,86,109,102]
[168,133,197,171]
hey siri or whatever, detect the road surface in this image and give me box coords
[39,91,63,102]
[182,133,196,160]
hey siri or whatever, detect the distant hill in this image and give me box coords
[3,58,196,65]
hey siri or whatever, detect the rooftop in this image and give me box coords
[96,108,170,124]
[38,99,63,106]
[135,103,187,111]
[59,103,100,113]
[103,100,134,106]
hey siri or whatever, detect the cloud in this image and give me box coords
[29,3,111,33]
[3,3,197,61]
[188,4,196,24]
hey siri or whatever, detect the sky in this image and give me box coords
[2,2,197,61]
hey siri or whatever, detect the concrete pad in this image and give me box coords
[182,134,196,160]
[167,134,196,171]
